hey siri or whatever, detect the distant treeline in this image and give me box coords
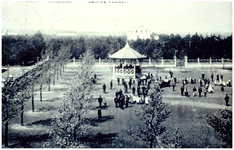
[2,32,232,66]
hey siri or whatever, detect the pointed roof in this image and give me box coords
[109,42,146,59]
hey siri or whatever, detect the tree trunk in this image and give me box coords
[40,73,43,102]
[57,68,59,81]
[53,70,55,85]
[21,103,24,126]
[63,63,65,73]
[48,78,50,91]
[40,82,43,102]
[5,102,9,147]
[60,64,62,76]
[31,78,34,112]
[5,121,8,147]
[150,139,153,148]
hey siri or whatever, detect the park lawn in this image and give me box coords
[2,63,232,148]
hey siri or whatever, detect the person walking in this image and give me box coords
[98,108,102,122]
[98,95,103,108]
[198,86,202,97]
[103,84,106,93]
[224,94,229,106]
[110,80,113,89]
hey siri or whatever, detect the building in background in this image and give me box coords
[127,26,159,40]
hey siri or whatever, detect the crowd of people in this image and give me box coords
[96,70,231,120]
[179,72,231,99]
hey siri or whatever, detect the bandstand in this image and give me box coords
[109,42,146,79]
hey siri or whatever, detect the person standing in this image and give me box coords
[98,95,103,108]
[110,80,113,89]
[114,96,118,108]
[132,86,136,95]
[124,84,128,93]
[129,80,132,89]
[216,74,219,81]
[198,86,202,97]
[115,90,119,98]
[125,95,129,108]
[180,86,184,96]
[221,85,225,92]
[98,108,102,122]
[103,84,106,93]
[119,89,123,96]
[120,95,125,109]
[211,73,214,82]
[94,74,97,80]
[202,72,205,80]
[137,86,140,97]
[204,89,207,97]
[199,79,203,87]
[193,87,197,97]
[172,83,176,91]
[117,77,120,85]
[224,94,229,106]
[220,74,223,81]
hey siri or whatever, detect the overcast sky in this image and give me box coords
[2,1,232,35]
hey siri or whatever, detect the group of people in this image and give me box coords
[180,76,213,97]
[97,70,231,121]
[114,89,130,109]
[179,72,231,106]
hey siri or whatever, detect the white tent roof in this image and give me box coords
[109,42,146,59]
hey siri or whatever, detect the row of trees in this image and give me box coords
[2,32,232,66]
[47,49,96,148]
[129,33,232,59]
[2,44,71,147]
[2,32,46,65]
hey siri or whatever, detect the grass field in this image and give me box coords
[2,63,232,148]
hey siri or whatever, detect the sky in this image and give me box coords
[1,1,232,35]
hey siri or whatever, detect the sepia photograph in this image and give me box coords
[1,0,232,148]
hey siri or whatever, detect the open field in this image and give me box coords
[2,63,232,148]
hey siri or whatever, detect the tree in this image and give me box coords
[49,48,95,148]
[2,78,18,147]
[128,82,171,148]
[207,109,232,148]
[160,129,182,148]
[15,85,31,126]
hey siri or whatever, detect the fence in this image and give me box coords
[71,56,232,68]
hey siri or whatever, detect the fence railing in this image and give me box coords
[70,57,232,68]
